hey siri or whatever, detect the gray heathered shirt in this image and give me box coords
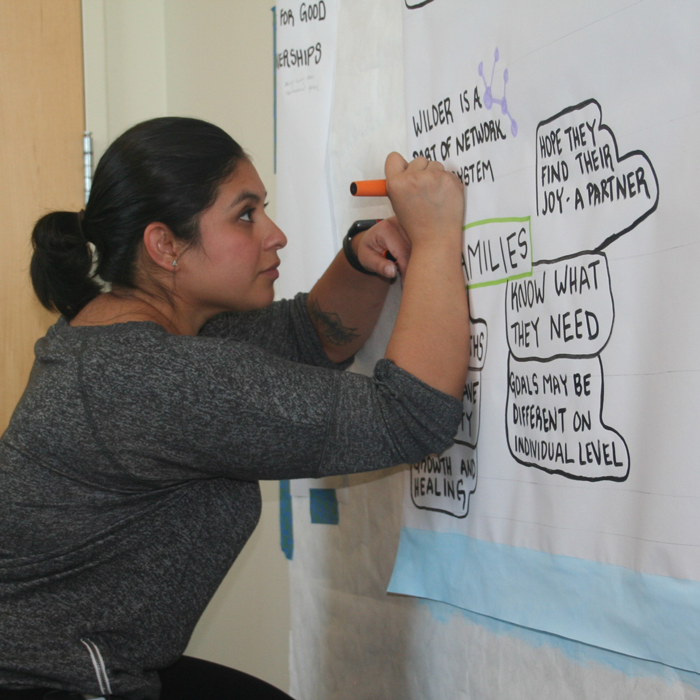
[0,293,461,699]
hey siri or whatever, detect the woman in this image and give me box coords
[0,117,469,699]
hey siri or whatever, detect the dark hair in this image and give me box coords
[30,117,246,319]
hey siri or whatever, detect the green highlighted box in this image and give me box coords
[462,216,533,289]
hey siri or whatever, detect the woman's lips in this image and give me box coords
[261,263,280,279]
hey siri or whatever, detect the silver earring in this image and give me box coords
[172,259,178,267]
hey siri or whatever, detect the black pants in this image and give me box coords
[0,655,294,700]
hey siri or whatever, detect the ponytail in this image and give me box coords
[30,211,101,319]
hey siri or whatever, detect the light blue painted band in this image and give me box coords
[388,527,700,674]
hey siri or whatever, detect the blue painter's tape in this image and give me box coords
[309,488,339,525]
[418,597,700,691]
[279,479,293,560]
[388,527,700,674]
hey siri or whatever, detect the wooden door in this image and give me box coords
[0,0,84,432]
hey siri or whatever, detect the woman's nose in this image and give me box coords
[265,221,287,250]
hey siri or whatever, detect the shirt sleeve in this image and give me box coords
[80,329,462,486]
[198,292,352,370]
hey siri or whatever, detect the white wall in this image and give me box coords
[82,0,167,163]
[81,0,289,691]
[162,0,277,216]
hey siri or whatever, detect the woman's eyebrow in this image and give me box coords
[227,190,267,209]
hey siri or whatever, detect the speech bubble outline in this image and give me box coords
[534,98,659,260]
[453,316,488,449]
[409,314,486,518]
[505,354,630,482]
[410,444,478,518]
[505,251,615,361]
[453,369,482,449]
[468,315,488,371]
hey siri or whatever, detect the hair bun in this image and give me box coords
[30,211,101,319]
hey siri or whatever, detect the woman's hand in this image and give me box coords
[353,216,411,279]
[384,152,464,248]
[383,152,469,400]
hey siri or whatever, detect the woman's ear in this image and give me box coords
[143,223,181,272]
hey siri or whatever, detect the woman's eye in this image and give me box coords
[240,209,254,223]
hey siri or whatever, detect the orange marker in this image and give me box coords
[350,179,387,197]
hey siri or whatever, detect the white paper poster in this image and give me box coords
[389,0,700,673]
[275,0,339,299]
[278,1,700,697]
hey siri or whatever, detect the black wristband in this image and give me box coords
[343,219,381,276]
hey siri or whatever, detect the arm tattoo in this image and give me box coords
[308,297,360,347]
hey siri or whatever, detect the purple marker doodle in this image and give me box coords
[479,47,518,137]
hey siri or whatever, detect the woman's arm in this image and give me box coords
[309,154,469,399]
[306,217,410,365]
[74,329,461,485]
[383,153,469,400]
[200,294,355,369]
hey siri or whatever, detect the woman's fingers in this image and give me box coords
[404,155,430,171]
[375,217,411,276]
[356,217,411,278]
[360,248,398,279]
[385,151,409,178]
[383,152,464,246]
